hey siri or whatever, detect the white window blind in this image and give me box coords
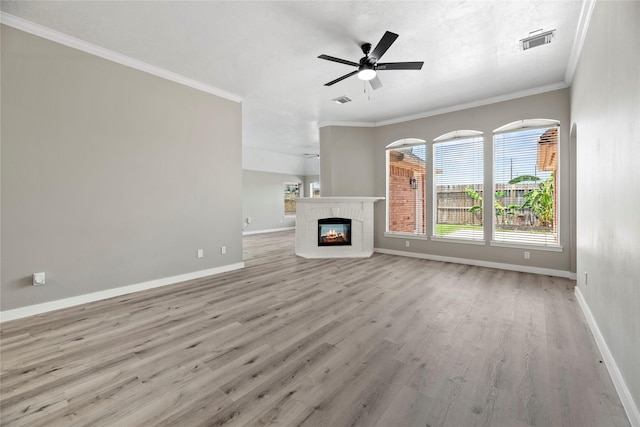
[433,134,484,240]
[386,142,426,235]
[284,182,300,216]
[493,126,559,246]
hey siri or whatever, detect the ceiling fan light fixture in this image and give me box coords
[357,67,376,81]
[319,30,422,88]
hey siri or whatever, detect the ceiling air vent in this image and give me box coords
[520,29,556,50]
[332,96,352,104]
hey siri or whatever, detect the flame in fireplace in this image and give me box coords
[324,229,345,241]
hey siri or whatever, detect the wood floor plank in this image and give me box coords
[0,230,630,426]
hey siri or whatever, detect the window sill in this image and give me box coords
[490,240,563,252]
[430,236,486,246]
[384,232,429,240]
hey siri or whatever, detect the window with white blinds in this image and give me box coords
[493,123,559,247]
[284,182,300,216]
[386,139,426,235]
[433,132,484,241]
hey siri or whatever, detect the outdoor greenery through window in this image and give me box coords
[493,122,559,246]
[386,139,426,234]
[433,131,484,240]
[284,182,300,216]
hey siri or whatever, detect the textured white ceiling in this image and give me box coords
[1,1,584,158]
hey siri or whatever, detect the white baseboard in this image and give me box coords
[374,247,576,279]
[575,287,640,427]
[0,263,245,323]
[243,227,295,235]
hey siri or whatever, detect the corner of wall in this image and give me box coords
[575,286,640,427]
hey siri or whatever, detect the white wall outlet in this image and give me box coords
[33,272,46,286]
[247,217,252,224]
[197,249,204,258]
[221,246,226,255]
[524,251,530,259]
[406,241,410,247]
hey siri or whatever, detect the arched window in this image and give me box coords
[493,119,560,247]
[386,138,426,235]
[432,130,484,241]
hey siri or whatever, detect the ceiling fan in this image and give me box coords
[318,31,424,90]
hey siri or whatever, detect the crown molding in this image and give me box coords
[376,82,569,127]
[564,0,597,85]
[320,82,568,129]
[318,121,376,128]
[0,12,242,103]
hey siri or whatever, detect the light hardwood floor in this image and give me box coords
[0,231,630,426]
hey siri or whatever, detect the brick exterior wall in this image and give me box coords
[388,164,425,234]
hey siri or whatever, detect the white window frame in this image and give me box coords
[385,138,427,237]
[283,182,301,218]
[491,119,563,251]
[431,130,485,244]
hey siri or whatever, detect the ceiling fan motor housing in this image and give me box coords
[361,43,372,56]
[359,57,376,69]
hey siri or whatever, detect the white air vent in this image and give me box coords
[332,96,352,104]
[520,29,556,50]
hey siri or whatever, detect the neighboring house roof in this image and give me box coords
[389,149,425,174]
[537,127,558,172]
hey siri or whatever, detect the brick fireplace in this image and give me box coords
[295,197,384,258]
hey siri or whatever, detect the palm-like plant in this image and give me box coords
[508,174,554,227]
[465,188,519,225]
[466,173,555,227]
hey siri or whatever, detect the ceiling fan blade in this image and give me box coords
[376,61,424,70]
[370,31,399,61]
[324,70,358,86]
[318,54,359,67]
[369,75,383,90]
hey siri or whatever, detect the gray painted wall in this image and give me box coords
[571,1,640,415]
[320,89,574,273]
[242,170,305,233]
[320,126,377,196]
[1,26,243,311]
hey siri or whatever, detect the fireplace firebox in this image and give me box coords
[318,218,352,246]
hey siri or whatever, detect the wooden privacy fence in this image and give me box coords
[436,183,540,225]
[436,185,482,225]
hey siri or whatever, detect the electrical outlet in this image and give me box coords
[406,241,410,247]
[197,249,204,258]
[524,251,530,259]
[221,246,226,255]
[33,272,46,286]
[247,217,252,224]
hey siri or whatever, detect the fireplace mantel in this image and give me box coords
[295,197,384,258]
